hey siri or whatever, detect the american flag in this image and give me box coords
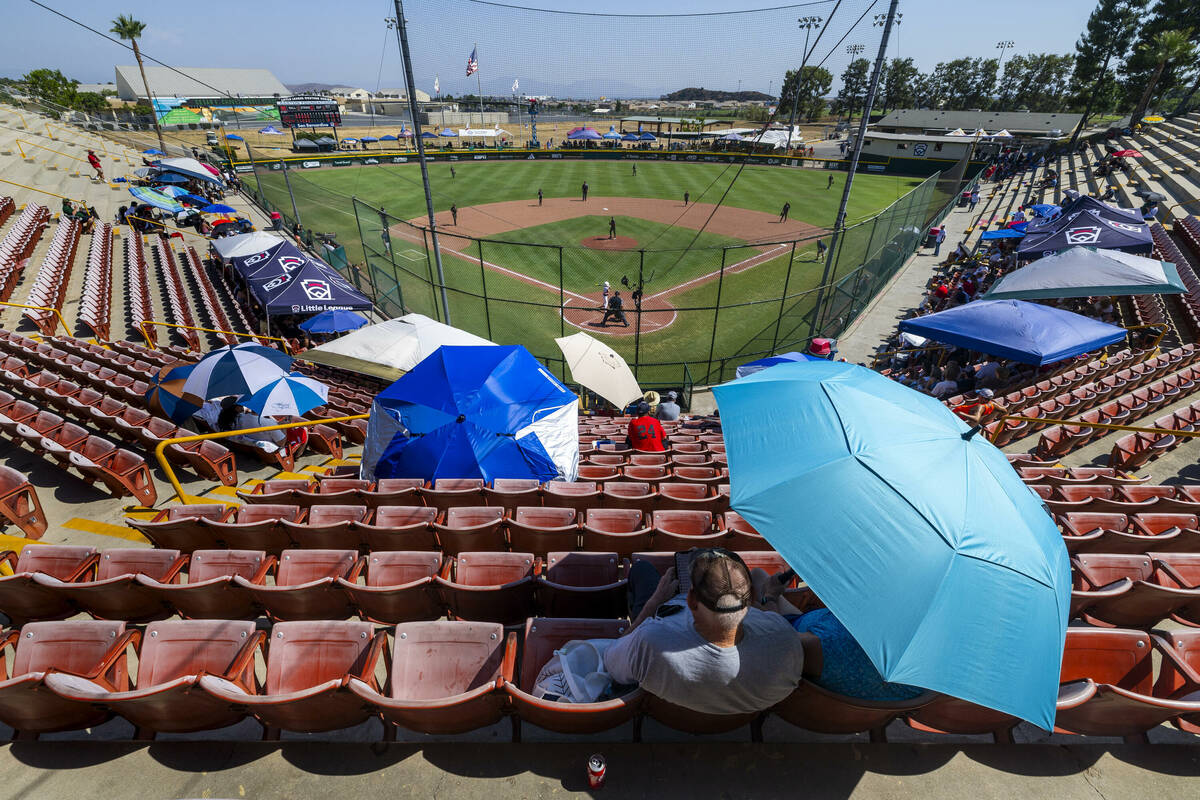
[466,47,479,77]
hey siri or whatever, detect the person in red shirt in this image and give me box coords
[86,150,104,182]
[627,402,666,452]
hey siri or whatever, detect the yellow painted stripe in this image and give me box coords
[206,485,246,499]
[299,465,327,473]
[63,518,148,543]
[272,471,312,481]
[123,509,159,522]
[0,533,40,558]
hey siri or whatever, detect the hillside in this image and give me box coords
[661,88,772,102]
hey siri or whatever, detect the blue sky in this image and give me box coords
[2,0,1098,97]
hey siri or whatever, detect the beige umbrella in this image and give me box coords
[555,332,642,409]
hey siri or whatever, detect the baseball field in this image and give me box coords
[250,160,925,381]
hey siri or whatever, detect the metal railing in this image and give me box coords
[0,301,70,337]
[138,320,291,353]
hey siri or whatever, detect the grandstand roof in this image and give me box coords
[874,109,1084,136]
[114,66,289,102]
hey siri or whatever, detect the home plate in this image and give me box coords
[603,207,609,211]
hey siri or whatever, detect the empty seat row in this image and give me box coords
[150,235,200,351]
[242,476,731,514]
[0,203,49,301]
[0,197,12,229]
[21,218,80,334]
[1059,512,1200,554]
[77,223,113,340]
[130,504,767,557]
[1150,223,1200,338]
[1071,552,1200,627]
[124,233,155,346]
[1109,397,1200,470]
[181,246,238,346]
[1018,466,1145,486]
[0,544,787,625]
[207,261,270,347]
[1,619,1196,743]
[1040,483,1200,515]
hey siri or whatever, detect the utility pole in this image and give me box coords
[843,44,865,126]
[810,0,899,339]
[786,16,823,155]
[389,0,451,324]
[995,40,1015,108]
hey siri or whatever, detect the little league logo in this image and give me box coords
[301,279,331,300]
[1065,226,1101,244]
[262,274,290,292]
[278,255,306,272]
[1107,221,1144,233]
[243,250,270,266]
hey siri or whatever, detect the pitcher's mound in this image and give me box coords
[581,235,639,251]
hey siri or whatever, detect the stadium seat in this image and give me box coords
[197,620,386,736]
[0,545,97,624]
[504,617,642,740]
[577,465,620,483]
[204,504,304,554]
[139,550,272,620]
[304,478,374,506]
[657,482,727,513]
[281,504,370,549]
[542,480,602,512]
[773,681,938,741]
[349,621,516,735]
[0,620,136,736]
[622,465,670,485]
[507,506,579,556]
[433,506,507,556]
[47,548,187,623]
[1073,554,1200,626]
[363,477,426,508]
[602,481,656,512]
[582,509,653,557]
[338,550,444,624]
[419,478,486,512]
[0,466,47,539]
[641,693,763,738]
[239,479,315,505]
[239,549,363,621]
[538,551,628,618]
[628,453,668,466]
[352,505,439,552]
[1054,628,1200,740]
[484,478,541,512]
[1152,630,1200,733]
[128,504,234,552]
[43,619,261,736]
[906,695,1022,742]
[720,512,773,551]
[1149,553,1200,625]
[436,552,537,625]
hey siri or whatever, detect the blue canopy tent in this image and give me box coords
[420,131,436,138]
[638,132,657,141]
[225,134,244,141]
[379,134,399,141]
[568,128,603,140]
[342,138,359,144]
[258,125,284,135]
[233,240,372,314]
[362,345,579,483]
[361,136,379,144]
[979,229,1026,240]
[603,127,622,140]
[735,351,820,378]
[439,129,457,137]
[621,133,639,141]
[1057,194,1146,226]
[142,149,164,156]
[898,299,1127,365]
[1017,207,1153,259]
[1029,204,1061,218]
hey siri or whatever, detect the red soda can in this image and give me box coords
[587,754,606,789]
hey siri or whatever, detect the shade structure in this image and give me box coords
[898,299,1127,366]
[621,133,639,141]
[979,228,1025,240]
[947,128,967,136]
[299,309,369,334]
[315,137,337,146]
[150,173,189,185]
[1029,204,1060,218]
[362,345,579,484]
[239,373,329,417]
[361,136,379,143]
[380,134,399,141]
[568,128,603,141]
[420,131,436,138]
[439,129,457,137]
[225,134,244,141]
[342,138,359,144]
[142,149,164,155]
[303,313,495,380]
[721,132,746,141]
[127,187,182,215]
[1017,203,1152,258]
[145,364,200,423]
[554,332,642,409]
[232,240,372,315]
[158,186,189,199]
[201,204,236,215]
[294,140,319,150]
[603,127,622,140]
[1113,149,1142,158]
[210,231,287,261]
[258,125,284,135]
[638,132,656,141]
[1142,115,1166,123]
[712,361,1071,730]
[734,351,820,379]
[983,247,1186,301]
[155,157,224,185]
[182,343,292,401]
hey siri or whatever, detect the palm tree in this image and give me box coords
[1130,29,1195,127]
[110,14,165,153]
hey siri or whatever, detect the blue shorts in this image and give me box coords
[786,609,924,702]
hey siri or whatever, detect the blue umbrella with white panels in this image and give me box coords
[239,373,329,417]
[181,343,293,401]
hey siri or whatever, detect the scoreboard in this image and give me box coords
[277,95,341,129]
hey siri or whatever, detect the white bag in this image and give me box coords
[532,638,615,703]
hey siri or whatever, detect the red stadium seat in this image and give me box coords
[601,481,656,512]
[239,549,362,621]
[238,479,315,505]
[338,550,444,624]
[656,482,727,513]
[504,617,641,740]
[204,504,304,554]
[436,552,537,625]
[906,695,1021,742]
[139,550,272,620]
[353,505,440,552]
[507,506,579,556]
[433,506,506,556]
[127,504,234,552]
[419,478,486,512]
[582,509,653,557]
[0,466,47,539]
[43,619,261,736]
[197,620,386,735]
[349,621,515,735]
[484,478,541,512]
[774,681,938,741]
[362,478,425,508]
[0,545,97,624]
[1149,553,1200,625]
[1073,554,1200,626]
[305,478,374,506]
[281,504,370,549]
[48,548,186,623]
[538,551,628,618]
[1152,630,1200,733]
[577,465,620,482]
[622,465,670,485]
[542,481,601,512]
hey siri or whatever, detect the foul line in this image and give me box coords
[647,243,791,301]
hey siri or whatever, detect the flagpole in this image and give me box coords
[475,44,484,127]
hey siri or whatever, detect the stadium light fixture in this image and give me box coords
[786,15,824,153]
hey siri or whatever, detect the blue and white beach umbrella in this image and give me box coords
[239,373,329,417]
[181,343,292,401]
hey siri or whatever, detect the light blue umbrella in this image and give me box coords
[712,361,1070,730]
[239,372,329,417]
[299,309,369,333]
[128,186,183,214]
[181,343,293,401]
[439,129,457,137]
[158,186,189,198]
[225,134,244,141]
[142,148,164,155]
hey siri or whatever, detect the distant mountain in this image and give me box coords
[661,88,773,102]
[285,82,343,94]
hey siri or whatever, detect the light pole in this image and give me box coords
[995,40,1015,105]
[873,12,902,113]
[786,15,823,154]
[844,44,865,125]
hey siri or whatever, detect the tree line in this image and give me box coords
[776,0,1199,128]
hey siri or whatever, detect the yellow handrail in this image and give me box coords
[1000,414,1200,438]
[125,215,217,243]
[138,319,292,353]
[154,415,369,504]
[0,301,70,336]
[15,138,89,165]
[0,176,91,206]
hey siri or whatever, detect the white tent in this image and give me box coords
[457,128,512,138]
[210,231,287,260]
[973,128,988,137]
[947,128,967,136]
[992,129,1014,138]
[302,313,495,380]
[555,332,642,409]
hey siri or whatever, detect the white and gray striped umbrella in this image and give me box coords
[239,373,329,417]
[182,343,291,401]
